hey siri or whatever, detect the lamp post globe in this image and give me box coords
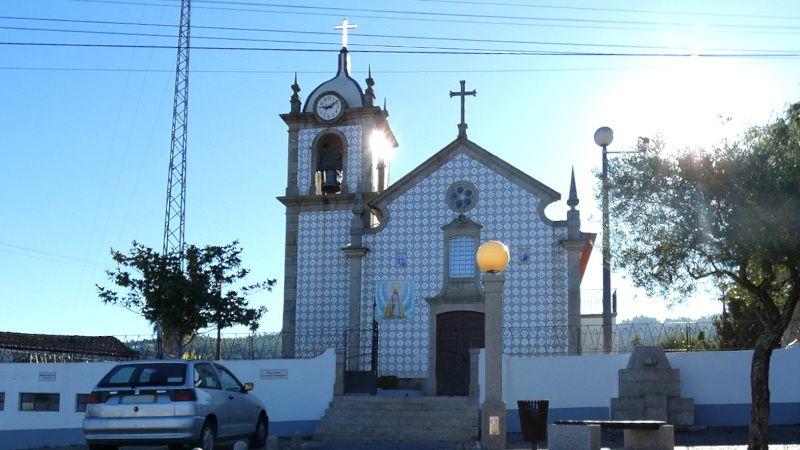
[476,240,510,274]
[594,126,614,148]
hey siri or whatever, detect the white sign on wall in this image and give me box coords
[38,371,56,381]
[260,369,288,379]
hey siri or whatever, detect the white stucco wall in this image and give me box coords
[0,349,335,432]
[497,346,800,410]
[363,151,569,377]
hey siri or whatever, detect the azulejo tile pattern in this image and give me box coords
[295,210,352,358]
[297,125,363,193]
[362,151,569,377]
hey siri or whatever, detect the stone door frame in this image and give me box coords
[424,302,485,395]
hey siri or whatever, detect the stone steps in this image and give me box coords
[314,395,480,443]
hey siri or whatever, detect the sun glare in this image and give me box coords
[603,56,785,155]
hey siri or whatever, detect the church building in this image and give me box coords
[278,39,594,395]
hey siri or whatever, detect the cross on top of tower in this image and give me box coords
[335,18,357,48]
[449,80,477,139]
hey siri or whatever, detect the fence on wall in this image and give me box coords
[3,320,784,363]
[504,321,756,356]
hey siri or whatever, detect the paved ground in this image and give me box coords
[41,425,800,449]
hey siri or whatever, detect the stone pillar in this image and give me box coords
[281,206,300,359]
[563,169,584,355]
[469,348,481,399]
[334,347,345,396]
[481,272,506,450]
[343,193,368,370]
[343,246,367,369]
[562,239,584,354]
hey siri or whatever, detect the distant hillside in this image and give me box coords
[619,315,720,325]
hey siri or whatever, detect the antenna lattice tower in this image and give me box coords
[162,0,191,258]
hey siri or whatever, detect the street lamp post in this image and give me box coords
[476,240,510,450]
[594,126,614,354]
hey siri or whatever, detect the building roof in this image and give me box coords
[369,137,564,227]
[303,48,365,113]
[0,331,139,359]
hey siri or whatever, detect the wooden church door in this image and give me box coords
[436,311,485,396]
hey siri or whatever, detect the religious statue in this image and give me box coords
[382,283,406,319]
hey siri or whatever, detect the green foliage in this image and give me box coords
[97,241,275,355]
[605,103,800,335]
[714,284,765,350]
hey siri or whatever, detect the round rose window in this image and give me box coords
[446,181,478,213]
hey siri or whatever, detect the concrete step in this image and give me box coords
[324,408,478,417]
[302,441,472,450]
[314,395,480,443]
[319,416,477,428]
[314,432,479,443]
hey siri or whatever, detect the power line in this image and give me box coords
[65,0,800,35]
[2,16,798,54]
[75,0,800,31]
[4,24,795,54]
[0,65,673,74]
[1,41,798,58]
[0,242,107,270]
[408,0,800,21]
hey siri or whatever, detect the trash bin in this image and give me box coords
[517,400,549,449]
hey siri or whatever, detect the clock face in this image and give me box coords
[315,93,344,122]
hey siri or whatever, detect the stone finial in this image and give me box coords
[290,72,301,114]
[364,65,375,106]
[567,167,579,209]
[383,97,389,117]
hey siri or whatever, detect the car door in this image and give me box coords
[192,363,230,437]
[214,364,257,437]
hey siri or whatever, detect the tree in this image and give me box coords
[604,103,800,450]
[190,242,275,359]
[714,284,765,350]
[98,241,274,358]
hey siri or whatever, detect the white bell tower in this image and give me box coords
[278,25,397,357]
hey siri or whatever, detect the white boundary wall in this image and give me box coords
[0,349,335,448]
[481,346,800,429]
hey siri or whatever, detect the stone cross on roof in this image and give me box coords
[450,80,477,139]
[334,18,357,48]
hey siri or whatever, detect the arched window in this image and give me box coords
[314,133,344,194]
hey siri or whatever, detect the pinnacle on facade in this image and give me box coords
[567,167,579,210]
[364,65,376,107]
[290,72,301,114]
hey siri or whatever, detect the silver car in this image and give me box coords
[83,360,268,450]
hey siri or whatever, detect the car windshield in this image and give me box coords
[98,363,187,388]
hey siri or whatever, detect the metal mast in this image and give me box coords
[162,0,191,258]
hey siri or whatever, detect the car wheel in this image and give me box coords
[249,413,269,449]
[194,420,217,450]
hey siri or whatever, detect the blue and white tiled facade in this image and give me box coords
[294,210,352,358]
[361,152,569,377]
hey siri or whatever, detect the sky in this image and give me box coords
[1,0,799,337]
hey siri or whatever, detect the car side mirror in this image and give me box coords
[243,382,254,392]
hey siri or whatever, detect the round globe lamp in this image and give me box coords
[594,126,614,148]
[476,241,510,273]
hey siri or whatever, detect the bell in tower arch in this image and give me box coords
[316,134,344,194]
